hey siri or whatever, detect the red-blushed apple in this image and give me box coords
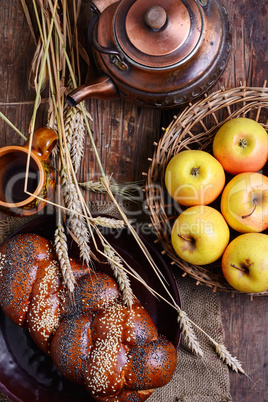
[221,233,268,293]
[213,117,268,174]
[171,205,230,265]
[165,150,225,206]
[221,172,268,233]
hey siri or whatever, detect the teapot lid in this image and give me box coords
[114,0,204,69]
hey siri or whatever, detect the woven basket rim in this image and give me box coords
[145,84,268,297]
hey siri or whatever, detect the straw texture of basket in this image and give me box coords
[146,85,268,296]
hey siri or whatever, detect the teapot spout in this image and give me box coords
[66,75,118,107]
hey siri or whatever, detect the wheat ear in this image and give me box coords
[70,104,85,173]
[177,309,204,357]
[93,216,125,229]
[61,166,91,266]
[215,343,245,374]
[54,224,76,292]
[79,179,145,201]
[62,104,76,150]
[52,102,85,171]
[103,244,134,308]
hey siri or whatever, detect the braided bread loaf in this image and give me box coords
[0,233,177,401]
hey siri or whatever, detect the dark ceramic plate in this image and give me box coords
[0,214,181,402]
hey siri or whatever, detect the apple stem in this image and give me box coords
[178,234,194,242]
[230,263,249,273]
[191,166,200,176]
[242,199,257,219]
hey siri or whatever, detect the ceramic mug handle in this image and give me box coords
[24,127,58,161]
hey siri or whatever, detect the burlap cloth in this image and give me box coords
[0,202,232,402]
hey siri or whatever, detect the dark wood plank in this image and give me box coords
[83,99,162,184]
[220,292,268,402]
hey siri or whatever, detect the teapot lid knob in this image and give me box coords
[115,0,204,67]
[144,6,167,30]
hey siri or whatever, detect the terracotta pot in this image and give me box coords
[0,127,58,217]
[67,0,231,109]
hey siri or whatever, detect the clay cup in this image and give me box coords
[0,127,58,217]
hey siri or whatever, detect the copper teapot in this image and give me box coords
[67,0,231,109]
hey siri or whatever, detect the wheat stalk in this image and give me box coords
[54,224,75,292]
[29,37,49,92]
[103,244,134,308]
[0,112,27,141]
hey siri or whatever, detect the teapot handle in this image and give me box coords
[89,3,128,71]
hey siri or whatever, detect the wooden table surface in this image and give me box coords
[0,1,267,401]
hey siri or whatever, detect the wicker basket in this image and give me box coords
[145,85,268,296]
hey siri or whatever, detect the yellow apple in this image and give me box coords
[213,117,268,174]
[221,233,268,293]
[221,172,268,233]
[165,150,225,206]
[171,205,230,265]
